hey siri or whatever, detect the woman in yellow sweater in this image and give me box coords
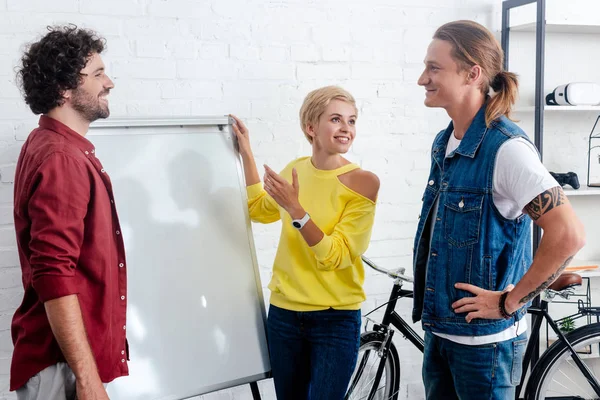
[231,85,379,400]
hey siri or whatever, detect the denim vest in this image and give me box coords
[412,105,533,336]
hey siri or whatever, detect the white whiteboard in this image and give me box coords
[88,117,270,400]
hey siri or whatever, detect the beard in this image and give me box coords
[71,87,110,122]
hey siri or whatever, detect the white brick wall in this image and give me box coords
[0,1,530,399]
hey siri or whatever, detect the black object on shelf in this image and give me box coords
[588,116,600,187]
[550,171,580,189]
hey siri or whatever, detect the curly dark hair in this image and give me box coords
[17,25,106,115]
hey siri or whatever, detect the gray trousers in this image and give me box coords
[16,363,108,400]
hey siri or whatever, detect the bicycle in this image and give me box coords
[345,256,600,400]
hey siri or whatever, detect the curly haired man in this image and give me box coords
[10,25,128,400]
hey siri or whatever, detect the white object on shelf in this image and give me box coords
[509,0,600,34]
[563,187,600,197]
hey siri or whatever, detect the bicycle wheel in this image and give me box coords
[345,331,400,400]
[526,322,600,400]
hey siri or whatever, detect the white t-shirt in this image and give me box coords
[430,132,558,345]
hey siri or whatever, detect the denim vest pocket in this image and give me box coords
[443,192,484,248]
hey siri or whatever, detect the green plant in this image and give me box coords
[558,316,576,334]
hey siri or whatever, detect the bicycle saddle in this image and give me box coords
[548,272,582,292]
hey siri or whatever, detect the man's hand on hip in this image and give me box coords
[452,283,515,323]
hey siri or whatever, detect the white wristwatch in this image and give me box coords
[292,213,310,229]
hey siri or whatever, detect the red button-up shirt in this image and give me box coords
[10,116,128,391]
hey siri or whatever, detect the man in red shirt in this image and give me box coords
[11,25,128,400]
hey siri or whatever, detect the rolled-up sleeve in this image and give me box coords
[310,196,376,271]
[28,153,90,302]
[247,182,281,224]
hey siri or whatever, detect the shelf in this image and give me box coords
[564,187,600,197]
[514,106,600,113]
[568,260,600,277]
[575,269,600,278]
[509,0,600,35]
[511,22,600,34]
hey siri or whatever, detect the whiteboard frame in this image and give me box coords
[88,116,271,398]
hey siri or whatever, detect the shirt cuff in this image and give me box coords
[310,235,333,261]
[246,183,265,200]
[33,275,79,303]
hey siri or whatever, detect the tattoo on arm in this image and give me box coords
[519,255,574,304]
[523,186,566,221]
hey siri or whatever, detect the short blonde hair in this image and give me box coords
[299,86,357,144]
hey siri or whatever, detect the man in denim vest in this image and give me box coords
[412,21,586,399]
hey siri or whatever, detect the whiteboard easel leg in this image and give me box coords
[249,382,261,400]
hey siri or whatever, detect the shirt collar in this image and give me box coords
[38,115,95,155]
[432,103,489,160]
[453,104,488,158]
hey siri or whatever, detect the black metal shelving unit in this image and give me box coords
[502,0,600,372]
[501,0,546,254]
[501,0,547,368]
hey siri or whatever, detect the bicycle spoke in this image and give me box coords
[545,356,600,398]
[550,365,594,398]
[554,360,595,398]
[346,339,395,400]
[354,385,389,400]
[532,326,600,400]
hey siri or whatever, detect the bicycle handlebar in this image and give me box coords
[361,255,414,283]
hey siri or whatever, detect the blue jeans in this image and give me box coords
[267,304,361,400]
[423,331,528,400]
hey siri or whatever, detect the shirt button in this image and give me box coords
[121,359,125,363]
[431,252,438,257]
[121,350,125,355]
[101,169,106,173]
[91,149,95,154]
[121,295,125,300]
[85,151,89,155]
[119,263,124,268]
[123,325,126,330]
[116,230,120,235]
[429,180,435,186]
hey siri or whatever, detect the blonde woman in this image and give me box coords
[230,86,379,399]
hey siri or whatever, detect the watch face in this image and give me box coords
[292,221,301,228]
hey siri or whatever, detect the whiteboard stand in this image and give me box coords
[250,381,261,399]
[88,117,271,400]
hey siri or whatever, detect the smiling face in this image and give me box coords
[307,99,357,155]
[68,52,114,122]
[417,39,472,110]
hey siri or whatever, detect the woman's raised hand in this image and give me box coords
[229,114,252,157]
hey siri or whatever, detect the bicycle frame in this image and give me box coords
[516,300,600,400]
[360,251,600,400]
[365,281,600,400]
[358,280,424,400]
[374,281,425,353]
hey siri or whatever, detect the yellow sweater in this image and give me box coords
[247,157,376,311]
